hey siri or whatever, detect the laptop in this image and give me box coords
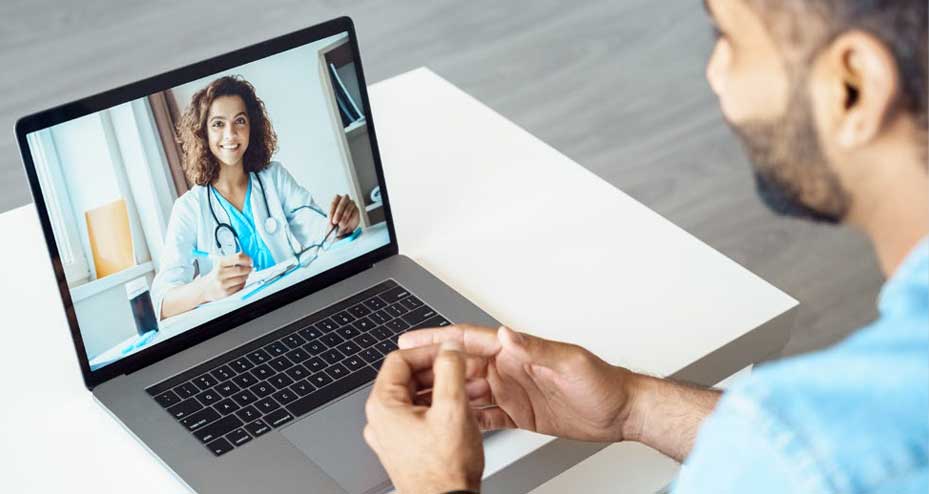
[15,16,497,494]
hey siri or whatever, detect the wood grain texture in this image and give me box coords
[0,0,883,357]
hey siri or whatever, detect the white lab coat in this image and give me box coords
[151,161,329,319]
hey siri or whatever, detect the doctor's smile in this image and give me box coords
[152,75,361,319]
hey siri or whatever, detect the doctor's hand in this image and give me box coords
[399,324,640,443]
[364,342,484,494]
[329,194,360,238]
[200,253,252,302]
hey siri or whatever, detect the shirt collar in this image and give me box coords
[878,236,929,312]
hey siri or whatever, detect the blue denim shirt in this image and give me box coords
[674,238,928,493]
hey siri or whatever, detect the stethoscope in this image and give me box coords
[207,172,330,260]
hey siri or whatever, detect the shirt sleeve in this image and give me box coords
[671,391,808,494]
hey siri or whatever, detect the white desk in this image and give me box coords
[0,68,796,493]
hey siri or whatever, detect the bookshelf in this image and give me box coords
[318,37,383,227]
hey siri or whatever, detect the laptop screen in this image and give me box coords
[23,31,391,371]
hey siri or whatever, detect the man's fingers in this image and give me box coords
[412,355,487,387]
[399,324,501,356]
[429,341,468,411]
[371,351,415,406]
[362,423,379,453]
[498,326,577,372]
[474,407,517,431]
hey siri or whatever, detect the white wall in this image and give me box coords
[171,33,352,206]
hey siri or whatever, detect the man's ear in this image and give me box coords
[821,30,901,149]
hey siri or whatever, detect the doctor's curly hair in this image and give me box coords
[176,75,278,186]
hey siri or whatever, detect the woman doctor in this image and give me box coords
[152,76,360,319]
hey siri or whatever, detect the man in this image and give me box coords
[363,0,928,492]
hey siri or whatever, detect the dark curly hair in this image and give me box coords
[176,75,278,186]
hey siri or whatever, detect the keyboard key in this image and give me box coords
[298,326,322,341]
[154,390,180,408]
[386,318,411,335]
[265,341,288,357]
[285,364,310,381]
[281,333,306,349]
[348,304,371,318]
[215,381,240,397]
[402,305,437,326]
[229,357,254,373]
[399,296,425,310]
[321,333,344,347]
[269,374,294,390]
[351,318,374,333]
[379,286,411,304]
[227,427,252,447]
[232,372,258,389]
[250,382,275,398]
[332,311,354,325]
[304,357,326,373]
[235,405,260,422]
[167,398,203,419]
[244,419,271,437]
[194,415,242,443]
[353,333,377,348]
[384,303,408,318]
[325,363,350,380]
[254,397,281,414]
[265,408,294,428]
[359,348,383,364]
[337,341,360,357]
[213,398,239,415]
[371,327,392,341]
[272,388,299,405]
[251,364,274,380]
[173,382,199,400]
[375,340,397,354]
[303,340,325,355]
[363,297,386,311]
[344,355,365,372]
[368,310,391,325]
[193,374,218,391]
[206,437,234,456]
[412,315,452,331]
[196,389,221,406]
[210,365,236,382]
[247,349,271,365]
[181,407,221,431]
[371,356,385,370]
[338,326,361,339]
[315,319,338,333]
[321,349,344,365]
[290,379,315,396]
[231,389,258,407]
[288,367,377,418]
[309,372,333,388]
[286,347,311,363]
[269,355,294,372]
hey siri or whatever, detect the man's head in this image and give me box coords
[704,0,927,224]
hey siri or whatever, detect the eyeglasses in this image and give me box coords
[293,225,339,268]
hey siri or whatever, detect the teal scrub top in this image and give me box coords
[211,177,276,271]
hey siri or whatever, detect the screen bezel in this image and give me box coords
[14,16,400,390]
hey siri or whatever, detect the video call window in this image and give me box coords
[26,32,389,370]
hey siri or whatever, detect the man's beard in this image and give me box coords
[726,81,851,224]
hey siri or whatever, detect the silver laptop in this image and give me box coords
[15,17,497,494]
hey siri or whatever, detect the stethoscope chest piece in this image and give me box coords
[264,216,279,235]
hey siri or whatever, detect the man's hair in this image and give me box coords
[176,75,278,186]
[747,0,927,131]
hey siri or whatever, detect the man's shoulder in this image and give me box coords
[719,311,928,493]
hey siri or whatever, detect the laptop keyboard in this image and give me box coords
[145,280,450,457]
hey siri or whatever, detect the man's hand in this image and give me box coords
[399,324,639,443]
[364,342,485,494]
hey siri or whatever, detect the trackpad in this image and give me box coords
[282,387,391,494]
